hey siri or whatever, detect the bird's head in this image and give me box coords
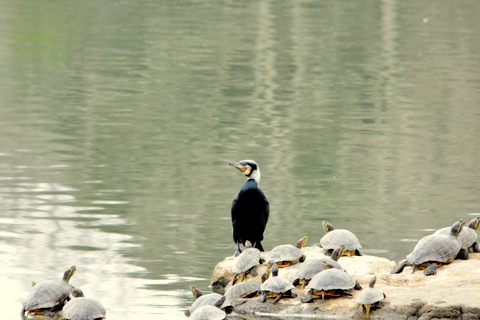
[229,160,261,182]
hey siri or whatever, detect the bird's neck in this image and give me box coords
[247,169,261,184]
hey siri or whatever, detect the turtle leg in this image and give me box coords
[20,308,26,319]
[423,263,437,276]
[289,290,297,298]
[355,249,363,256]
[473,242,480,253]
[301,290,314,303]
[324,249,334,256]
[258,291,268,303]
[250,267,258,278]
[456,247,469,260]
[391,259,409,274]
[272,293,282,304]
[299,255,306,263]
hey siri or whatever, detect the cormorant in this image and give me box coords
[229,160,269,257]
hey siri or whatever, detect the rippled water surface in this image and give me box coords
[1,1,480,319]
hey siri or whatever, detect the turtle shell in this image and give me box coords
[295,257,342,282]
[186,293,224,316]
[22,279,72,311]
[61,297,106,320]
[355,286,385,305]
[189,305,226,320]
[265,244,304,265]
[407,233,461,265]
[435,221,478,250]
[232,247,263,273]
[224,281,261,299]
[320,229,362,252]
[260,275,294,294]
[307,268,356,291]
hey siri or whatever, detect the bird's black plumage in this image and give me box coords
[229,160,269,257]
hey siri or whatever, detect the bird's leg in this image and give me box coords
[234,242,242,257]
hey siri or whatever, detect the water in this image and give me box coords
[1,0,480,319]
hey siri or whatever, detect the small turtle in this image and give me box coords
[320,221,362,256]
[185,286,232,317]
[60,288,106,320]
[391,219,468,276]
[224,281,261,300]
[189,305,226,320]
[21,265,76,318]
[259,264,296,304]
[293,245,346,288]
[434,216,480,252]
[354,275,385,316]
[232,240,264,285]
[301,262,361,303]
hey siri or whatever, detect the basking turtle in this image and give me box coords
[189,305,226,320]
[293,245,345,288]
[434,216,480,252]
[224,281,261,300]
[259,264,296,303]
[320,221,362,256]
[185,286,232,317]
[60,288,106,320]
[264,235,307,270]
[391,219,467,276]
[354,275,385,316]
[21,265,76,318]
[232,241,264,285]
[301,262,361,303]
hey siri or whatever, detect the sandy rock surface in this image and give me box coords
[210,247,480,319]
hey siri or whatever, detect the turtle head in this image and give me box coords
[271,263,279,277]
[63,265,76,282]
[368,275,377,288]
[229,160,261,183]
[72,288,85,298]
[451,219,465,237]
[468,216,480,231]
[321,261,331,270]
[296,236,308,249]
[331,245,346,260]
[190,285,203,299]
[322,221,334,233]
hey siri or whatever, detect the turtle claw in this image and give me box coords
[423,263,437,276]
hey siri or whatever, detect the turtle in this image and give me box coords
[185,286,232,317]
[301,262,361,303]
[354,275,385,316]
[261,236,307,281]
[224,281,261,300]
[434,216,480,252]
[320,221,362,256]
[232,240,264,285]
[21,265,76,318]
[189,305,226,320]
[259,264,297,303]
[60,288,106,320]
[293,245,346,288]
[391,219,468,276]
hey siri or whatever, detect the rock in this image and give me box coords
[210,247,480,319]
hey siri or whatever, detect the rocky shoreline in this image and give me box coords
[210,246,480,319]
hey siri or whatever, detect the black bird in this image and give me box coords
[229,160,269,257]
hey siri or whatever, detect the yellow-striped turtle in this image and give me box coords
[224,281,261,300]
[21,265,76,318]
[391,219,467,276]
[60,288,106,320]
[354,275,385,316]
[185,286,232,317]
[301,262,361,303]
[320,221,362,256]
[232,241,264,285]
[434,216,480,252]
[259,264,296,304]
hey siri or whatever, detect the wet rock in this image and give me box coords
[210,247,480,319]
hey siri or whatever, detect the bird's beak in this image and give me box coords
[229,162,247,173]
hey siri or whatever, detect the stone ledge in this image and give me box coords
[211,247,480,319]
